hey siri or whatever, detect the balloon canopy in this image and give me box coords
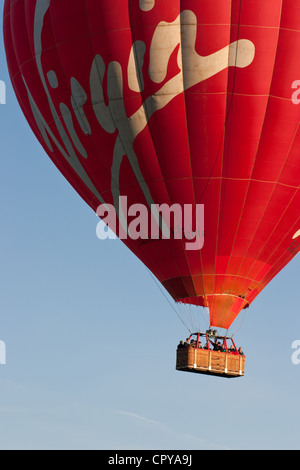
[4,0,300,329]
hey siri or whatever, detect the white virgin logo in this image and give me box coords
[24,1,255,238]
[139,0,155,11]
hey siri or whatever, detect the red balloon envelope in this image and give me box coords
[4,0,300,329]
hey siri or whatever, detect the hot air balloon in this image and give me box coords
[3,0,300,377]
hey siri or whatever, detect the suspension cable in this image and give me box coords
[146,269,192,334]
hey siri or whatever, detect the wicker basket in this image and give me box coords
[176,347,245,378]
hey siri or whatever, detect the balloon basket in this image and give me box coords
[176,332,245,378]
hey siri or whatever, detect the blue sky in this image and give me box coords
[1,5,300,450]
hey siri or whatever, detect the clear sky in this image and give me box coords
[1,5,300,451]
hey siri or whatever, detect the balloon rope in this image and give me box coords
[147,269,192,333]
[230,309,247,338]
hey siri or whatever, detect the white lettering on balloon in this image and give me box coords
[139,0,155,12]
[25,0,255,238]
